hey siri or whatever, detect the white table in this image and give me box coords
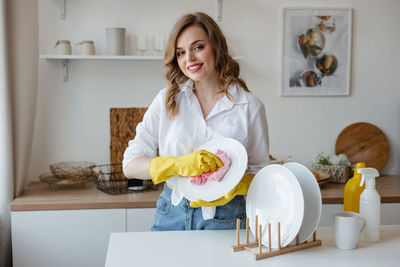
[105,226,400,267]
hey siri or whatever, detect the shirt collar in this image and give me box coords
[178,79,196,105]
[178,79,248,105]
[226,82,248,105]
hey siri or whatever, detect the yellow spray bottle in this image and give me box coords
[343,162,366,213]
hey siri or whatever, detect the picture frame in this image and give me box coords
[281,8,352,96]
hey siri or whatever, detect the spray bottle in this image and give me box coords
[358,167,380,242]
[343,162,366,213]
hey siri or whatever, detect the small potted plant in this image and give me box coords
[312,153,352,183]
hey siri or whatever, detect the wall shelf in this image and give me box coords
[40,55,165,60]
[40,54,243,82]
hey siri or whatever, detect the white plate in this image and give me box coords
[178,138,247,202]
[246,164,304,248]
[284,162,322,243]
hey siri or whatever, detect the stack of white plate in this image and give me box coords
[246,163,322,248]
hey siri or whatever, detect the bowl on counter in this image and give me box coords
[311,170,331,188]
[49,161,95,181]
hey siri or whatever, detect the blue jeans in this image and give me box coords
[151,184,247,231]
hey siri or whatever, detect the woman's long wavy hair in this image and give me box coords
[164,12,249,119]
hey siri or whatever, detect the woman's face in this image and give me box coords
[175,25,217,83]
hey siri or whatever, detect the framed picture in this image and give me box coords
[281,8,352,96]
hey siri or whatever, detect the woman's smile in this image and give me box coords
[187,63,203,73]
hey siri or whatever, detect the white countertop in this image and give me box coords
[105,226,400,267]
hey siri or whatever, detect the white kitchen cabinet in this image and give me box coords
[381,203,400,225]
[11,204,400,267]
[11,209,126,267]
[126,208,156,232]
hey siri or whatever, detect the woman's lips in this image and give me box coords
[187,63,203,73]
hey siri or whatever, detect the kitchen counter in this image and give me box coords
[10,175,400,211]
[105,225,400,267]
[321,175,400,204]
[10,182,163,211]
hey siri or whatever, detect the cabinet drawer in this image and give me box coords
[11,209,125,267]
[126,208,156,232]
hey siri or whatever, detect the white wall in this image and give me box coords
[28,0,400,183]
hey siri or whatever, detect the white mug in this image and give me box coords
[333,211,366,250]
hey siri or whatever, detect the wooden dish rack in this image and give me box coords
[232,216,322,260]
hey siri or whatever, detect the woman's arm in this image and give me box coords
[122,91,163,179]
[123,156,152,179]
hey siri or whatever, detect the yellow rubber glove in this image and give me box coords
[190,174,254,208]
[148,150,224,185]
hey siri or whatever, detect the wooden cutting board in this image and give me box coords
[335,122,389,171]
[110,107,148,173]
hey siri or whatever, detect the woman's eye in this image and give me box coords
[176,51,184,57]
[194,45,204,51]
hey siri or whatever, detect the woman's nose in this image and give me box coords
[186,50,196,61]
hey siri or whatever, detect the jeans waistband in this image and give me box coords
[161,182,192,207]
[165,182,174,191]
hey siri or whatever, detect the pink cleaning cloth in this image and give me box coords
[190,149,231,185]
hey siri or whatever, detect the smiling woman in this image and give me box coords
[122,12,270,231]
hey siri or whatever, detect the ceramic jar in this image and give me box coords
[55,40,72,55]
[77,40,95,55]
[106,28,126,55]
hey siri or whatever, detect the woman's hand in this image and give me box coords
[148,150,223,184]
[190,174,254,207]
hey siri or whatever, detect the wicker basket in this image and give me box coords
[312,164,352,184]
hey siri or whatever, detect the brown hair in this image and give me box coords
[164,12,249,118]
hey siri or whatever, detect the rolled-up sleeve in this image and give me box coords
[122,91,163,170]
[246,99,270,174]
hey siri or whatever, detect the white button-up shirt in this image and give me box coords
[123,79,270,188]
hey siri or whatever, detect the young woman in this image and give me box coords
[123,12,269,231]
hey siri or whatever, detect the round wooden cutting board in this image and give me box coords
[335,122,389,171]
